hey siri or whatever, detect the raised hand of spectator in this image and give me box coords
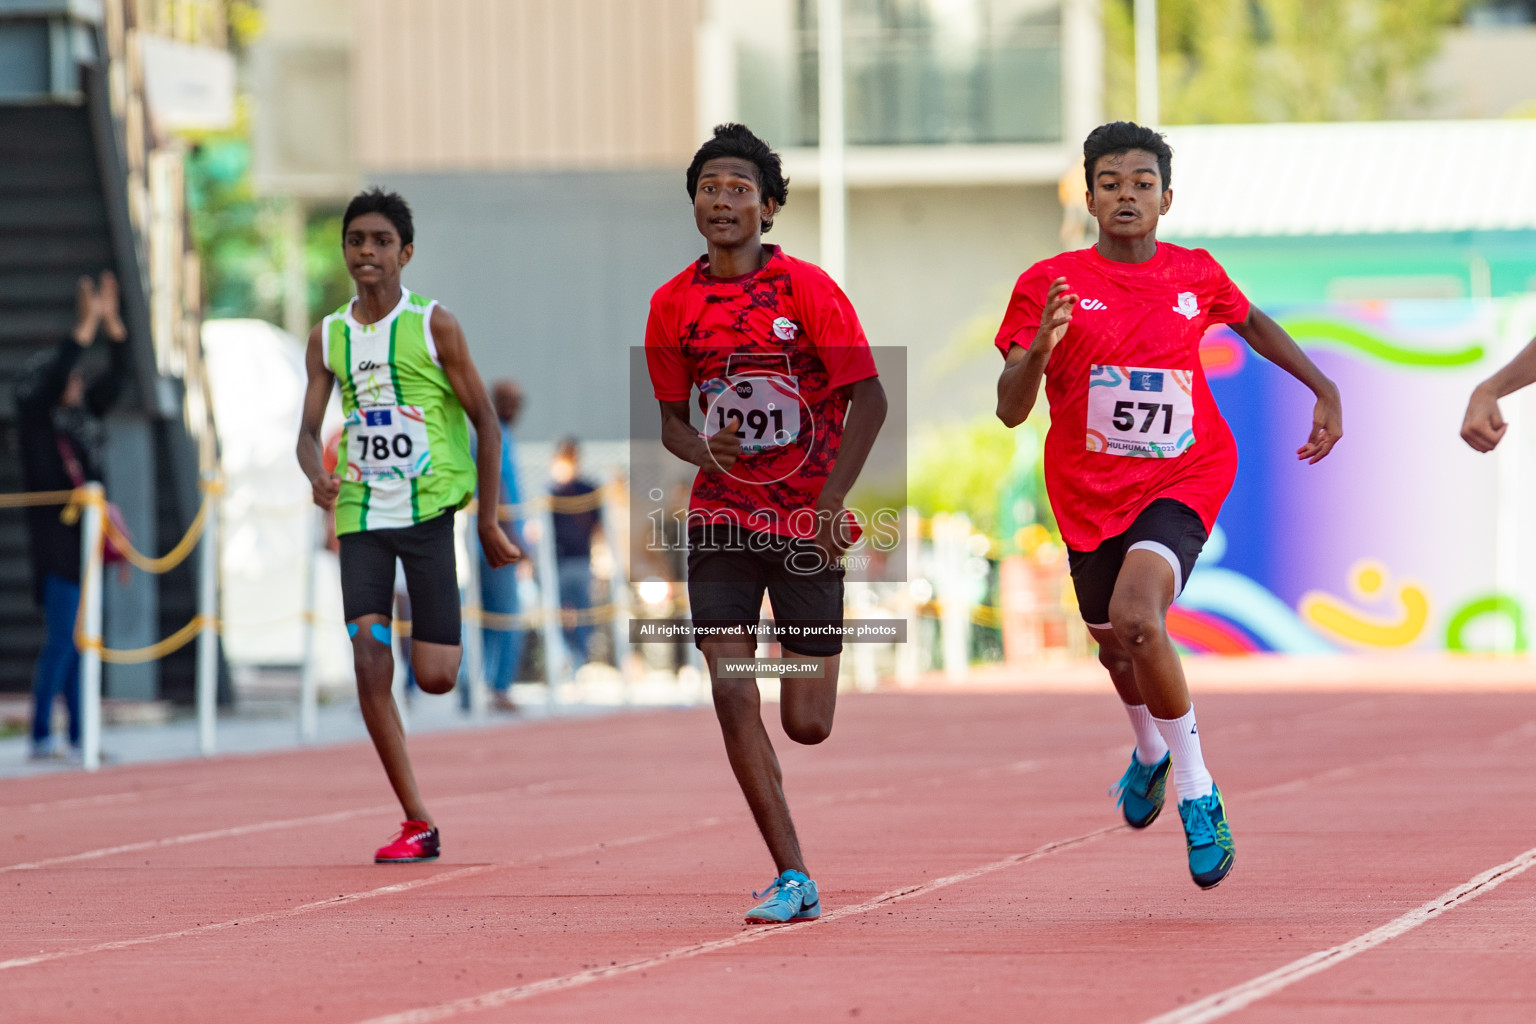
[98,271,127,342]
[72,276,100,347]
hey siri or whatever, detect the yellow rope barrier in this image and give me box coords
[0,489,77,509]
[61,476,222,575]
[78,615,218,665]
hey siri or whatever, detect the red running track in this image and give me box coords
[3,690,1535,1023]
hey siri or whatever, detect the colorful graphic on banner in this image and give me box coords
[1169,300,1536,655]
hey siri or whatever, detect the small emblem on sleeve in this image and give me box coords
[1174,292,1200,319]
[772,316,800,340]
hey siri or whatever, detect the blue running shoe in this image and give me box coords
[1178,785,1235,889]
[1111,750,1171,829]
[744,870,820,924]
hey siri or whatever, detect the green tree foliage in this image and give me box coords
[185,135,352,328]
[908,414,1056,545]
[1106,0,1469,124]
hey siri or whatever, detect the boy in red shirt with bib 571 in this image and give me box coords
[994,122,1343,889]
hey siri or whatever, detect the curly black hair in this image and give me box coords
[685,123,789,233]
[342,187,415,246]
[1083,121,1173,192]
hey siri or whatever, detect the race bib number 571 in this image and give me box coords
[1086,365,1195,458]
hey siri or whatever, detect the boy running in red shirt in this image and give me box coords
[994,122,1343,888]
[646,124,887,922]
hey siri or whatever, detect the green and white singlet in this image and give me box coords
[323,288,475,536]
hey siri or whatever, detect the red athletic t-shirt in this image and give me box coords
[994,242,1250,552]
[646,245,879,538]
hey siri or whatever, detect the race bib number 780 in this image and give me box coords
[1085,365,1195,458]
[343,405,433,481]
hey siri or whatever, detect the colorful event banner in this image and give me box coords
[1173,299,1536,655]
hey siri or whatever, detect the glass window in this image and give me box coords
[739,0,1062,147]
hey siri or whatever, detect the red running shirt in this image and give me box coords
[994,243,1250,552]
[646,245,879,538]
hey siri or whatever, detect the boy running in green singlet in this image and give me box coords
[297,189,520,863]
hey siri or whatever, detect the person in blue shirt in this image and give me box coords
[550,437,602,670]
[479,379,527,711]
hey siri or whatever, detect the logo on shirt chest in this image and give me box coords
[1079,298,1108,311]
[1173,292,1200,320]
[772,316,800,341]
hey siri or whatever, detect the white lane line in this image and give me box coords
[347,824,1126,1024]
[7,782,218,816]
[0,816,723,973]
[1141,843,1536,1024]
[0,779,576,874]
[0,755,1053,972]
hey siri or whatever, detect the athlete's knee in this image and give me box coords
[1107,598,1166,649]
[784,716,832,745]
[711,677,760,726]
[350,624,393,679]
[1097,643,1133,676]
[414,668,456,695]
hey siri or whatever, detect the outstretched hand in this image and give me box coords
[1297,389,1344,464]
[703,411,744,473]
[72,276,100,346]
[310,473,341,511]
[1035,277,1077,354]
[479,519,523,569]
[98,271,127,342]
[1461,385,1507,453]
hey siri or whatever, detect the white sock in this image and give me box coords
[1153,706,1214,800]
[1122,702,1169,765]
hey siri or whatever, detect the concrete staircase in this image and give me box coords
[0,2,224,703]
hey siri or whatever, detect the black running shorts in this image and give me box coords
[686,524,846,658]
[337,510,461,645]
[1066,498,1208,629]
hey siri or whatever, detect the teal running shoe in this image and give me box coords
[1111,750,1171,829]
[1178,785,1235,889]
[744,870,820,924]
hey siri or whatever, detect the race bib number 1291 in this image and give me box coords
[1085,365,1195,458]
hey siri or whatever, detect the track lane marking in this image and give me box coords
[0,694,1390,873]
[0,758,1046,969]
[342,717,1536,1023]
[0,752,1045,875]
[347,824,1127,1024]
[1139,843,1536,1024]
[0,817,722,973]
[0,779,577,873]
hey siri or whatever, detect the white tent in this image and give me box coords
[201,318,350,684]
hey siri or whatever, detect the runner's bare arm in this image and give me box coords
[996,276,1074,428]
[1461,335,1536,452]
[297,323,341,511]
[658,399,743,473]
[1230,306,1343,464]
[430,305,521,568]
[818,377,887,511]
[813,376,888,558]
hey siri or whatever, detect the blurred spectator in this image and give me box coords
[16,273,129,761]
[479,380,527,710]
[550,437,601,669]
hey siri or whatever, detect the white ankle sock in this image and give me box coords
[1153,706,1214,800]
[1122,702,1169,765]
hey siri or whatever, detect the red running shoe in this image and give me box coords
[374,820,440,863]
